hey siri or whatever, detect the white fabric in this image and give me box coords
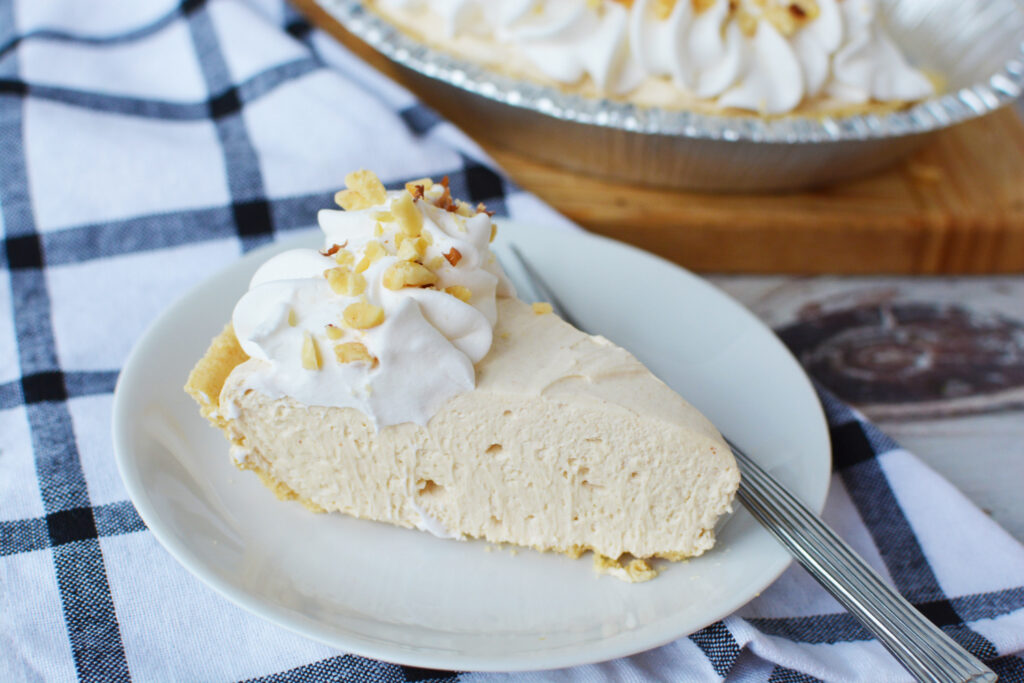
[0,1,1022,681]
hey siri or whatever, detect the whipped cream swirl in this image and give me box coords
[232,172,511,428]
[375,0,934,115]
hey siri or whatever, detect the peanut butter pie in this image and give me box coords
[186,171,740,581]
[368,0,935,116]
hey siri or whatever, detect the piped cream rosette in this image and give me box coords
[230,171,512,428]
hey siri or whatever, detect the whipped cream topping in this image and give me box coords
[375,0,934,115]
[231,172,511,428]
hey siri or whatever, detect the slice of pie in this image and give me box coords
[186,171,739,580]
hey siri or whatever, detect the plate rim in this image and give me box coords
[112,221,831,672]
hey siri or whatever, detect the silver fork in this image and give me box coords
[504,244,996,683]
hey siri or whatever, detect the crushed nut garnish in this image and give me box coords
[373,222,384,237]
[343,301,385,329]
[740,0,820,35]
[532,302,553,315]
[300,333,321,370]
[392,193,422,237]
[455,200,474,217]
[653,0,675,20]
[320,242,346,257]
[405,177,433,196]
[787,0,819,21]
[334,341,377,365]
[426,256,446,271]
[763,5,796,34]
[372,211,394,222]
[334,250,355,268]
[736,8,758,36]
[443,247,462,267]
[287,309,297,326]
[445,285,472,302]
[355,240,386,273]
[383,260,438,290]
[325,324,344,340]
[476,202,495,217]
[397,236,428,262]
[431,175,454,212]
[335,169,388,210]
[324,267,366,296]
[490,223,498,243]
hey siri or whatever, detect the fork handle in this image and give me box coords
[731,442,997,683]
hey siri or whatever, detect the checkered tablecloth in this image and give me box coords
[2,1,1023,681]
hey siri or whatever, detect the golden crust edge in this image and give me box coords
[184,323,249,428]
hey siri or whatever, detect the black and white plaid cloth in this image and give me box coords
[1,1,1023,681]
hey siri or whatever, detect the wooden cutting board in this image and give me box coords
[293,0,1024,274]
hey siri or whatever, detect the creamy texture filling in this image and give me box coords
[372,0,935,115]
[232,172,511,427]
[220,298,740,560]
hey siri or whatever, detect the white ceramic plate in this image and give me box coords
[113,221,831,672]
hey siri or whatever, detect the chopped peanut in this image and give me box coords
[343,301,385,329]
[405,177,433,196]
[763,5,796,34]
[454,200,475,217]
[445,285,472,302]
[433,180,453,211]
[325,324,344,340]
[392,193,422,237]
[372,211,394,222]
[443,247,462,267]
[287,309,297,326]
[426,256,446,271]
[301,333,321,370]
[532,302,553,315]
[355,241,387,273]
[335,170,387,210]
[324,267,366,296]
[397,236,428,262]
[653,0,675,20]
[786,0,819,22]
[334,250,355,268]
[382,260,438,290]
[736,8,758,36]
[334,341,376,365]
[490,223,497,243]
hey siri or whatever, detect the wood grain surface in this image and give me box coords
[713,274,1024,542]
[293,0,1024,275]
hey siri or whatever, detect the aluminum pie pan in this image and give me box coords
[316,0,1024,191]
